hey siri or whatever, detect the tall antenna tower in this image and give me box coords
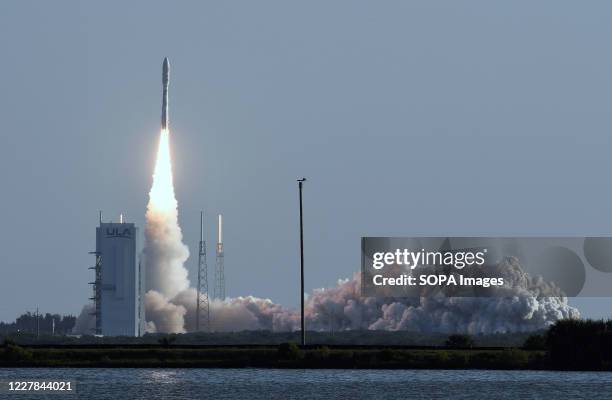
[214,214,226,300]
[196,211,210,331]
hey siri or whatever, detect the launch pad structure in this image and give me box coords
[88,250,102,335]
[88,212,142,336]
[196,211,211,331]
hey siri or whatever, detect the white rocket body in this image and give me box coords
[161,57,169,130]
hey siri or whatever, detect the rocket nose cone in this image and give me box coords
[163,57,169,70]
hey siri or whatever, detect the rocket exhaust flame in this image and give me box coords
[148,129,176,213]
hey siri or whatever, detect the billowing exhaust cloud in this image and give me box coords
[302,262,580,334]
[166,257,579,335]
[74,256,579,334]
[140,128,191,333]
[142,129,190,299]
[144,290,187,334]
[168,288,298,332]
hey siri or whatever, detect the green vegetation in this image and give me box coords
[278,342,302,360]
[445,334,474,349]
[523,334,546,350]
[0,312,75,336]
[0,344,542,369]
[158,334,178,347]
[0,329,539,347]
[0,319,610,370]
[2,339,33,364]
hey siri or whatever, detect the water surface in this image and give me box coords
[1,368,611,399]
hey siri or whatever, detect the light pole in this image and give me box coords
[297,178,307,346]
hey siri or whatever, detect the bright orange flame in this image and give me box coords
[149,129,177,212]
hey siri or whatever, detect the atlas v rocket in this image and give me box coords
[161,57,170,130]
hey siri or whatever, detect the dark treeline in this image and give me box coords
[545,319,612,370]
[2,319,612,370]
[4,314,612,370]
[0,312,75,336]
[0,329,537,347]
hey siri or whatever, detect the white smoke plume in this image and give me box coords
[141,129,191,333]
[302,267,580,334]
[186,257,579,335]
[142,129,190,299]
[144,290,187,334]
[74,256,579,334]
[142,211,190,299]
[300,256,580,334]
[148,258,578,335]
[168,288,298,332]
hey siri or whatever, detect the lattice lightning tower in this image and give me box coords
[196,211,211,331]
[214,214,225,300]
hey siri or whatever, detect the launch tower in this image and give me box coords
[90,215,143,336]
[196,211,211,331]
[214,214,225,300]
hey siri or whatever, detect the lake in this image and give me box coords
[0,368,611,399]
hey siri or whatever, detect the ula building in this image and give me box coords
[90,216,144,336]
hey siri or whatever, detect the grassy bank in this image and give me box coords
[3,319,612,370]
[0,344,546,370]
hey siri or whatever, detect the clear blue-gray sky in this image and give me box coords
[1,1,611,321]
